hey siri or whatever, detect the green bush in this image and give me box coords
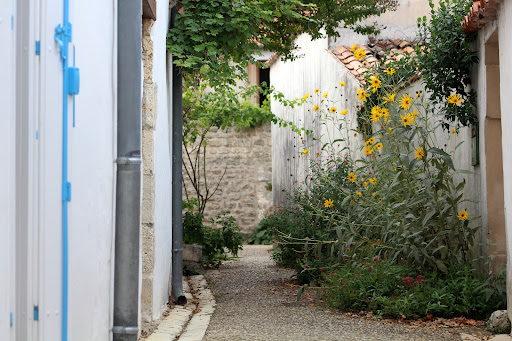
[183,209,243,267]
[322,259,506,320]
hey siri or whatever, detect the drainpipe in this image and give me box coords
[112,0,142,339]
[170,5,187,306]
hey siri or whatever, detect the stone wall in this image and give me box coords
[182,122,273,234]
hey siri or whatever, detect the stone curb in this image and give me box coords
[145,275,216,341]
[461,333,512,341]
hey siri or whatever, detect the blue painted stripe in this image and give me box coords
[36,130,39,139]
[34,306,39,321]
[55,0,73,340]
[35,41,40,55]
[10,14,13,30]
[9,312,12,327]
[73,45,76,127]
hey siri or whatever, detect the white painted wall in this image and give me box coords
[271,33,363,204]
[497,0,512,322]
[67,0,117,339]
[330,0,437,48]
[2,0,117,339]
[0,1,16,340]
[150,0,173,320]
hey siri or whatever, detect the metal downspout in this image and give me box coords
[170,5,187,305]
[112,0,142,340]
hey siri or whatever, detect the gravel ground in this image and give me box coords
[203,245,490,341]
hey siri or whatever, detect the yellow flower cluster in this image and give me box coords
[364,137,383,155]
[370,106,390,123]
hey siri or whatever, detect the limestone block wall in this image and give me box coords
[182,122,273,234]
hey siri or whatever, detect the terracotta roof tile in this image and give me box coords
[462,0,502,33]
[335,45,350,54]
[342,56,356,64]
[403,46,415,54]
[340,51,353,59]
[328,38,420,83]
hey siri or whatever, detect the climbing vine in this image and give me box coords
[167,0,398,85]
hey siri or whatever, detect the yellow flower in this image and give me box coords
[389,127,393,132]
[399,94,413,110]
[347,172,357,182]
[385,67,395,75]
[324,199,334,208]
[301,149,310,156]
[458,209,469,221]
[370,108,381,122]
[314,89,320,93]
[363,182,368,188]
[414,146,424,160]
[354,48,366,60]
[340,109,348,115]
[340,81,346,87]
[303,93,310,100]
[372,192,377,196]
[447,94,463,106]
[356,191,362,197]
[375,142,383,150]
[329,107,337,113]
[313,104,319,112]
[322,91,328,98]
[316,152,320,158]
[364,145,374,155]
[452,128,457,134]
[369,177,377,185]
[383,94,396,103]
[400,114,413,127]
[365,137,376,145]
[356,88,369,102]
[409,109,419,118]
[370,75,381,92]
[350,43,358,52]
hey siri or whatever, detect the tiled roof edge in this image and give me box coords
[462,0,502,33]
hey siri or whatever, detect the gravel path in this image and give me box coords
[203,245,489,341]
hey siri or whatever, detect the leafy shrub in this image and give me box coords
[247,215,276,245]
[322,259,506,319]
[183,208,243,266]
[417,0,478,128]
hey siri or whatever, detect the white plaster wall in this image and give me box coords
[36,0,117,339]
[330,0,438,48]
[150,0,173,320]
[66,0,116,339]
[497,0,512,322]
[271,33,363,205]
[0,1,16,339]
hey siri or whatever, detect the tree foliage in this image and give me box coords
[168,0,398,85]
[416,0,478,128]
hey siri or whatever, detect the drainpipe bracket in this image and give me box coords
[112,326,138,335]
[116,157,142,165]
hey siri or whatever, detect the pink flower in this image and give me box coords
[417,275,424,279]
